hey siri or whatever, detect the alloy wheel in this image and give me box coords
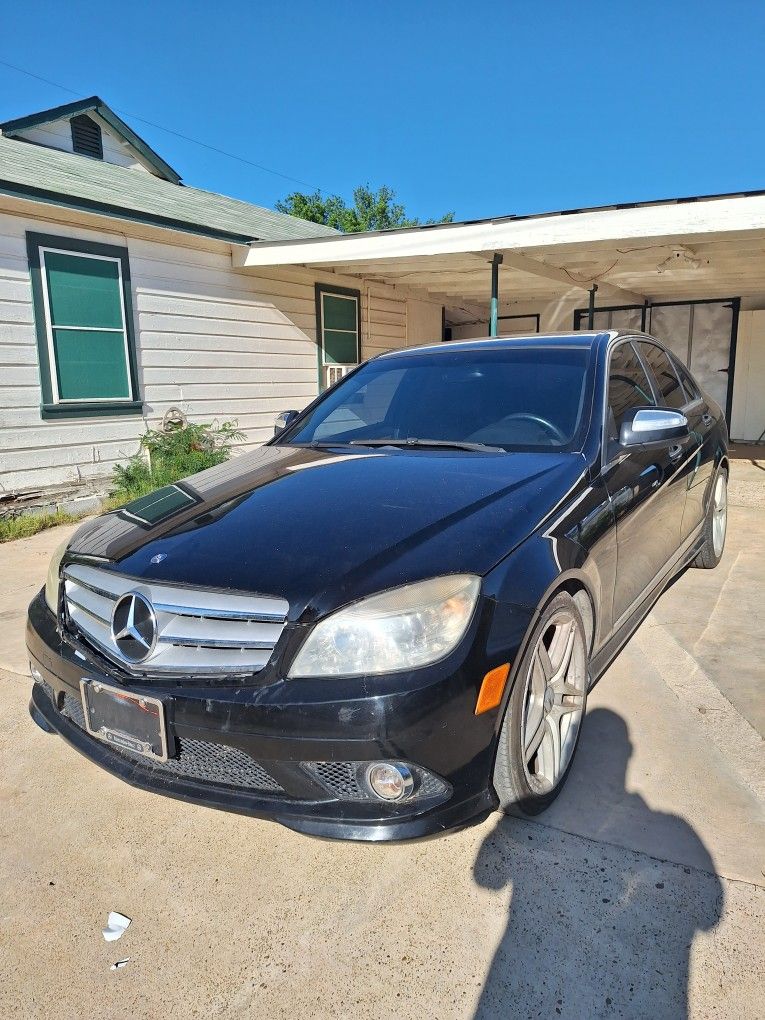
[712,472,728,558]
[521,610,587,794]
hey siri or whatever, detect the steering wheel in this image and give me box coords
[502,412,567,444]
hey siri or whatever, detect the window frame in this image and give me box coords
[26,232,142,419]
[602,337,658,468]
[314,283,361,390]
[667,351,703,407]
[633,340,688,413]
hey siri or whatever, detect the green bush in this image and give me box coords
[110,420,244,505]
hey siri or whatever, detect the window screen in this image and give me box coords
[607,342,655,443]
[42,249,131,401]
[319,291,359,366]
[636,342,686,410]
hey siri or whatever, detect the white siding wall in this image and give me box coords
[9,116,153,173]
[0,206,443,497]
[406,298,443,345]
[730,310,765,442]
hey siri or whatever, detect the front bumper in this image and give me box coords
[26,593,500,841]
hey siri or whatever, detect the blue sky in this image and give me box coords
[1,1,761,223]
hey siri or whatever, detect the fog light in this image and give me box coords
[365,762,414,802]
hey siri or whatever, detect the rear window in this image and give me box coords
[286,345,593,452]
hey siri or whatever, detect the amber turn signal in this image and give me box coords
[474,662,511,715]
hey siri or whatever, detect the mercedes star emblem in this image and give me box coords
[111,591,157,663]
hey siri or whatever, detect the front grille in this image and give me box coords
[34,681,283,794]
[303,761,449,802]
[62,563,288,677]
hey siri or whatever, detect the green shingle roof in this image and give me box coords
[0,134,338,243]
[0,96,184,185]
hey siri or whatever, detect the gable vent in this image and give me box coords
[70,114,103,159]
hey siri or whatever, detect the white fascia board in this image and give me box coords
[237,194,765,269]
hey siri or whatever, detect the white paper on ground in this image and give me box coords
[110,959,130,970]
[102,911,131,942]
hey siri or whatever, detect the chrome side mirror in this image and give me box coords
[620,407,689,449]
[274,410,299,438]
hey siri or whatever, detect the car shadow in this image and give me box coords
[471,708,723,1019]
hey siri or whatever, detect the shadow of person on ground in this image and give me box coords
[472,708,723,1019]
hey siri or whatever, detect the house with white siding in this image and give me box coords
[1,96,763,509]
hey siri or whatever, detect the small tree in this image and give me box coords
[276,184,454,232]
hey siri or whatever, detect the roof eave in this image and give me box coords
[237,191,765,269]
[0,178,255,244]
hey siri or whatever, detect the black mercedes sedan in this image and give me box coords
[27,331,729,841]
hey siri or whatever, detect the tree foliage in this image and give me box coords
[276,184,454,232]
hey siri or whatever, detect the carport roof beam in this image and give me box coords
[496,250,645,305]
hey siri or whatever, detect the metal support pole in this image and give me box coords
[489,253,503,336]
[587,283,598,329]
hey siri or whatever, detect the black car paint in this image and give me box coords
[27,331,728,840]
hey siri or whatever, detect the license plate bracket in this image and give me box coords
[80,679,168,762]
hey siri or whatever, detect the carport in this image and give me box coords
[235,190,765,442]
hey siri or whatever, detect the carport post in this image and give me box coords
[587,283,598,329]
[489,253,503,336]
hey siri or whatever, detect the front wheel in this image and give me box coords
[493,592,588,815]
[693,466,728,569]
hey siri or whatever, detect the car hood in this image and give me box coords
[67,444,586,618]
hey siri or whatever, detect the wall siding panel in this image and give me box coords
[0,205,442,497]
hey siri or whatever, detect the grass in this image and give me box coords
[0,509,84,543]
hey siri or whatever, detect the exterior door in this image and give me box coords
[603,340,688,625]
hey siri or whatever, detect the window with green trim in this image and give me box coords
[316,284,360,390]
[27,233,141,419]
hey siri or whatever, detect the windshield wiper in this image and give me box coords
[348,438,504,452]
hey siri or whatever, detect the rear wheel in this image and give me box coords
[693,467,728,569]
[493,592,588,815]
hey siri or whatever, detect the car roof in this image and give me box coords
[376,331,616,359]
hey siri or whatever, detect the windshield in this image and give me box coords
[283,345,593,452]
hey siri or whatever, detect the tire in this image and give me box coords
[493,592,589,816]
[692,466,728,569]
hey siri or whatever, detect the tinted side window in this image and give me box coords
[670,355,701,402]
[607,342,655,443]
[637,342,686,409]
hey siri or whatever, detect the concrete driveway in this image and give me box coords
[1,462,763,1019]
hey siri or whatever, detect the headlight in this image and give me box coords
[44,537,70,614]
[288,574,481,678]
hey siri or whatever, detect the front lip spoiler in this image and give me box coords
[28,683,496,843]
